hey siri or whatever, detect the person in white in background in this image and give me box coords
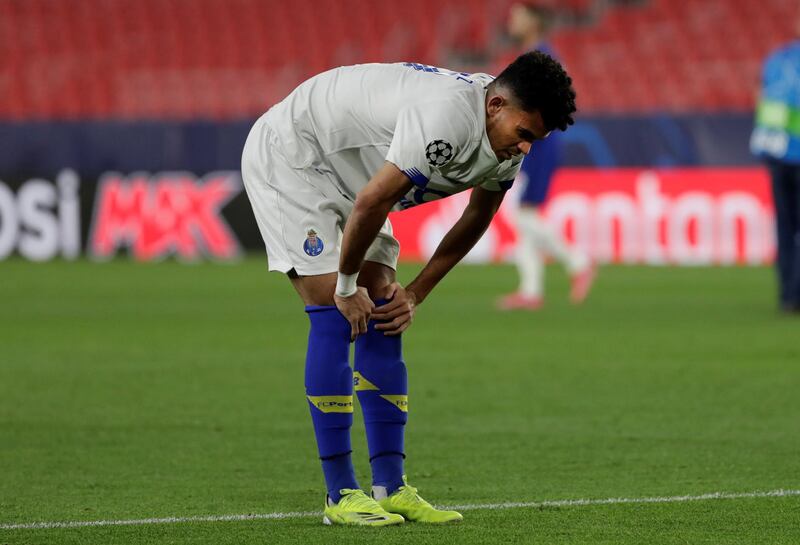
[498,2,595,310]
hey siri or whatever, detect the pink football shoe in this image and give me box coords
[496,292,544,311]
[570,264,596,304]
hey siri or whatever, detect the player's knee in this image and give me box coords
[291,272,337,306]
[357,262,396,301]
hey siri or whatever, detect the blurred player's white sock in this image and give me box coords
[515,208,544,297]
[515,207,589,297]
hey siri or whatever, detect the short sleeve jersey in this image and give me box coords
[264,63,522,210]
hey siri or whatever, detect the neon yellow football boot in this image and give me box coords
[373,476,463,523]
[322,488,405,526]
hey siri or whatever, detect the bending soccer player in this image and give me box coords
[241,52,576,526]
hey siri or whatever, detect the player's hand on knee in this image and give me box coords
[334,287,375,342]
[373,283,417,336]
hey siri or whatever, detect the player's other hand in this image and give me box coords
[372,282,417,336]
[334,287,375,342]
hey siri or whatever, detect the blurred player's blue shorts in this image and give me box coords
[519,131,562,206]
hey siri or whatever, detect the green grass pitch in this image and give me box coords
[1,258,799,544]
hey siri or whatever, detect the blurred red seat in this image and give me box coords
[1,0,794,119]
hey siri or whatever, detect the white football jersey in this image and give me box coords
[263,62,522,211]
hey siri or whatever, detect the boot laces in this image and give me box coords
[339,489,381,511]
[395,484,432,507]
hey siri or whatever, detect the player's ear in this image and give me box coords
[486,95,505,116]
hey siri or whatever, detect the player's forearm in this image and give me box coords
[339,162,414,276]
[339,195,394,275]
[407,207,494,303]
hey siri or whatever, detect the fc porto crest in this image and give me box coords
[426,139,454,167]
[303,229,324,257]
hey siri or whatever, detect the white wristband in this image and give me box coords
[335,272,359,297]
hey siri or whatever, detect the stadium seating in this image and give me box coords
[552,0,795,111]
[0,0,793,118]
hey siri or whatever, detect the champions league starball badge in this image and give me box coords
[425,139,454,167]
[303,229,324,256]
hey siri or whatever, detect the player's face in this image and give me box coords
[507,4,540,43]
[485,97,549,162]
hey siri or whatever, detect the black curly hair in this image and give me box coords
[493,51,577,132]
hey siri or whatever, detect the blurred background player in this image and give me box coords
[497,2,595,311]
[751,13,800,314]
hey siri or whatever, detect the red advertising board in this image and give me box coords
[90,172,241,261]
[0,167,775,265]
[390,168,774,265]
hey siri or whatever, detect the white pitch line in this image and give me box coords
[0,510,320,531]
[2,488,799,531]
[446,488,800,512]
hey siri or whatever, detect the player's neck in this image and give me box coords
[522,33,544,52]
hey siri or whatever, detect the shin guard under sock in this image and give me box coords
[305,305,358,502]
[354,300,408,495]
